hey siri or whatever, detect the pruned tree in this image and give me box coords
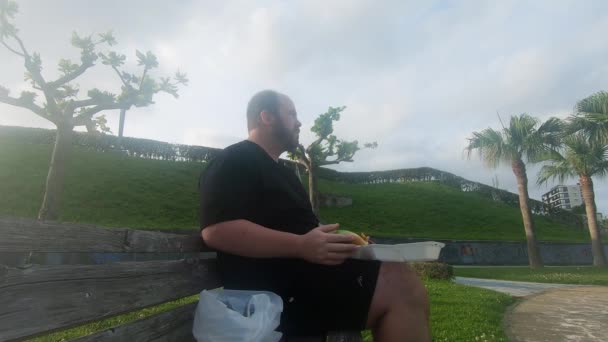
[0,1,188,220]
[289,106,377,217]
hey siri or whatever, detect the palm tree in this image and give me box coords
[466,114,563,268]
[568,91,608,143]
[537,133,607,267]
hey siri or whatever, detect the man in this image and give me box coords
[199,90,430,341]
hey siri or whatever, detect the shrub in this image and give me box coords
[410,261,454,280]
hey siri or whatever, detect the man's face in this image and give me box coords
[271,96,301,151]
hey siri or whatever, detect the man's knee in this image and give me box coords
[382,262,429,310]
[367,262,430,329]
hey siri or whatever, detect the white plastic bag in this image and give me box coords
[192,289,283,342]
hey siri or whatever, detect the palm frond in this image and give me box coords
[465,128,505,168]
[537,161,576,185]
[592,159,608,178]
[563,133,595,175]
[525,117,563,162]
[573,91,608,144]
[566,115,588,135]
[507,113,537,149]
[576,91,608,115]
[534,126,608,185]
[467,114,567,168]
[543,132,608,180]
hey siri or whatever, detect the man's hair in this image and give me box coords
[247,89,282,131]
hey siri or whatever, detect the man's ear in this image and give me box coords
[259,110,276,125]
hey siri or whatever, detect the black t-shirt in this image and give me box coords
[199,140,319,291]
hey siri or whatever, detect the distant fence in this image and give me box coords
[0,125,584,228]
[0,125,303,171]
[0,125,222,162]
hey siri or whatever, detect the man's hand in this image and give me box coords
[296,224,359,265]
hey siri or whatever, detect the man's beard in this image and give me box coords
[273,123,299,152]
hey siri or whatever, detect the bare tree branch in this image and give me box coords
[0,92,50,120]
[0,29,62,118]
[318,158,354,166]
[139,67,148,90]
[72,102,121,126]
[12,33,29,56]
[0,38,23,56]
[295,159,309,168]
[64,97,98,114]
[48,62,93,88]
[70,98,99,109]
[305,138,323,155]
[296,145,310,166]
[6,34,59,114]
[111,65,131,89]
[2,31,46,90]
[20,58,59,115]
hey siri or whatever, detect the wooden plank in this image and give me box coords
[0,217,208,253]
[73,303,197,342]
[0,258,220,341]
[75,305,361,342]
[0,251,217,268]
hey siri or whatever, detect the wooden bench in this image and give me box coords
[0,218,362,342]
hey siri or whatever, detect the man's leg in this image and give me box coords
[365,262,431,342]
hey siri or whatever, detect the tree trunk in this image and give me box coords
[308,163,320,219]
[118,108,126,138]
[38,124,73,221]
[511,159,543,268]
[295,163,302,183]
[579,175,607,267]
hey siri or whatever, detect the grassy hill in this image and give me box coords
[0,140,591,242]
[319,180,588,242]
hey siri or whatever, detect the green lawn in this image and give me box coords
[29,280,514,342]
[422,280,514,342]
[0,141,591,242]
[455,266,608,285]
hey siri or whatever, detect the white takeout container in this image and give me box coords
[351,241,445,262]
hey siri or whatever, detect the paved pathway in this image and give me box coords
[454,276,575,296]
[504,286,608,342]
[454,277,608,341]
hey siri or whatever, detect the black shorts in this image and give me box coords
[279,258,382,336]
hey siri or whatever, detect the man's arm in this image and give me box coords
[202,220,359,265]
[202,219,300,258]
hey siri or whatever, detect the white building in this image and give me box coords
[541,184,583,210]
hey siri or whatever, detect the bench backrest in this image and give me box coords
[0,218,218,341]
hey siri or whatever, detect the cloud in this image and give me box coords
[2,0,608,215]
[182,127,241,149]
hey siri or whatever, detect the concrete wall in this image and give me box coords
[375,237,607,265]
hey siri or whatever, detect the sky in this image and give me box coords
[2,0,608,213]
